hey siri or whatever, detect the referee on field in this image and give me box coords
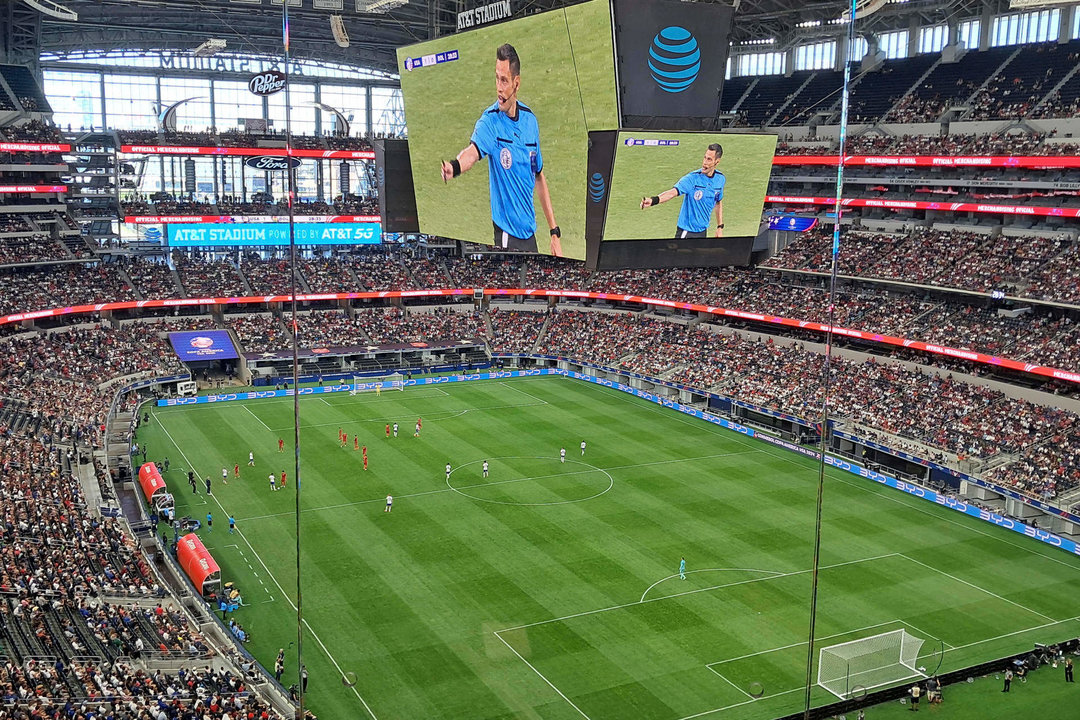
[640,143,726,239]
[441,43,562,256]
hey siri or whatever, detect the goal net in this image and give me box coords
[817,629,925,699]
[349,373,405,396]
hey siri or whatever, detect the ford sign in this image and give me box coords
[248,70,286,96]
[245,155,302,171]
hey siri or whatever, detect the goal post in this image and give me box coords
[817,629,926,700]
[349,372,405,396]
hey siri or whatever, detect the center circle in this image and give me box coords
[446,456,613,506]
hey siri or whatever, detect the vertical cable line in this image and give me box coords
[281,4,306,718]
[802,1,857,717]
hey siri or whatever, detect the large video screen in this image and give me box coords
[168,330,239,361]
[166,222,381,247]
[397,0,618,261]
[603,131,776,241]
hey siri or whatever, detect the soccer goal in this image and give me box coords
[817,629,925,700]
[349,372,405,396]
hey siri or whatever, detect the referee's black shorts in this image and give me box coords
[675,227,707,239]
[493,222,538,252]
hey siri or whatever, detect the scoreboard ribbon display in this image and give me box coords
[166,221,382,246]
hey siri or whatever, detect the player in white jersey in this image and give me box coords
[445,462,452,480]
[560,447,566,463]
[482,460,489,478]
[580,440,586,455]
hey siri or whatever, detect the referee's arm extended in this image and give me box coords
[640,188,678,209]
[441,143,481,181]
[535,169,562,257]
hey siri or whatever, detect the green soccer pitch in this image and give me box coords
[136,377,1080,720]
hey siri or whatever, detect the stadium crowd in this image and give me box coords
[354,307,483,345]
[117,128,373,152]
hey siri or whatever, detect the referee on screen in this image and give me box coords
[441,43,562,256]
[640,143,726,239]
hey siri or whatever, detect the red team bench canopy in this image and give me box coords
[137,462,167,505]
[176,533,221,596]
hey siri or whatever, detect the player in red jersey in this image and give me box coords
[280,470,287,488]
[278,437,285,452]
[385,423,390,438]
[362,446,368,471]
[339,429,346,448]
[354,435,359,451]
[233,463,240,479]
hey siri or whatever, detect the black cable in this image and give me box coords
[802,5,859,718]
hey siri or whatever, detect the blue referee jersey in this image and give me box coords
[471,101,543,239]
[674,169,726,234]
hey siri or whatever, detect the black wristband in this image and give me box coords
[651,196,660,207]
[550,226,561,238]
[451,159,461,178]
[718,223,725,229]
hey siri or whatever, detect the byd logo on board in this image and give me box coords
[648,26,700,93]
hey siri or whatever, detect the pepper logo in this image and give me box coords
[649,26,700,93]
[588,172,606,203]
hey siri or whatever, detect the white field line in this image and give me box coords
[898,553,1057,623]
[496,554,901,634]
[495,381,551,405]
[156,417,379,720]
[705,665,754,700]
[272,401,547,432]
[601,383,1080,578]
[493,630,592,720]
[238,450,761,523]
[674,686,806,720]
[943,613,1080,654]
[685,615,1080,720]
[705,618,904,667]
[242,405,272,433]
[640,567,785,603]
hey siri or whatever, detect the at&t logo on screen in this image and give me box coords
[648,26,700,93]
[588,172,606,203]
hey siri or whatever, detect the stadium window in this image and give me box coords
[849,37,868,62]
[159,77,212,132]
[267,83,316,136]
[735,51,785,76]
[43,70,102,131]
[212,80,264,133]
[318,84,367,136]
[103,74,158,131]
[371,87,405,136]
[794,41,836,71]
[879,30,909,59]
[919,25,947,53]
[991,9,1060,46]
[1073,9,1080,39]
[960,18,981,49]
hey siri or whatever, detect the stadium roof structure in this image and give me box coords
[25,0,1013,76]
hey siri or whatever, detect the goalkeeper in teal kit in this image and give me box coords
[441,43,562,256]
[640,143,726,239]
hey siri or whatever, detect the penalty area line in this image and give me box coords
[493,630,591,720]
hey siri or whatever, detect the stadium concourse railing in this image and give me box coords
[155,365,1080,560]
